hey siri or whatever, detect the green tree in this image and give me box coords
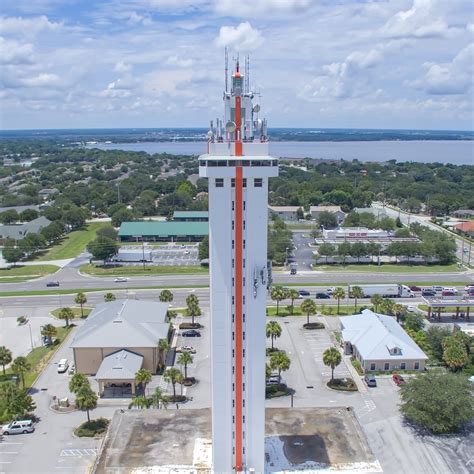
[317,211,338,229]
[2,240,25,265]
[442,337,469,371]
[337,242,351,265]
[425,326,451,361]
[75,386,97,422]
[64,207,87,230]
[403,312,424,332]
[69,374,90,394]
[0,382,36,420]
[269,351,291,384]
[96,225,118,240]
[87,236,118,265]
[370,294,383,312]
[128,395,151,410]
[452,331,471,355]
[393,303,406,323]
[301,299,317,325]
[41,221,64,242]
[159,289,174,303]
[158,339,170,369]
[185,294,202,325]
[332,287,345,314]
[270,286,287,315]
[164,367,183,400]
[379,298,395,316]
[150,387,168,409]
[0,346,13,375]
[135,368,152,394]
[400,371,473,434]
[287,288,299,314]
[317,243,335,263]
[0,209,19,224]
[104,292,116,302]
[198,235,209,260]
[350,286,364,312]
[58,307,74,327]
[74,292,87,318]
[11,356,31,389]
[111,208,135,227]
[323,347,342,382]
[296,207,304,220]
[266,321,282,350]
[177,351,193,379]
[41,324,57,345]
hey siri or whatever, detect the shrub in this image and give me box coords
[351,358,364,375]
[265,383,290,398]
[327,378,358,391]
[303,322,325,330]
[74,418,109,437]
[179,323,202,330]
[266,347,285,356]
[164,395,187,403]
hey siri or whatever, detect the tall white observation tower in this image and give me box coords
[199,56,278,473]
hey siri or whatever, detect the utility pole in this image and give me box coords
[28,322,34,350]
[142,241,146,270]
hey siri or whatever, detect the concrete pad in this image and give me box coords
[94,407,378,473]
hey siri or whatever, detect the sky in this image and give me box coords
[0,0,473,130]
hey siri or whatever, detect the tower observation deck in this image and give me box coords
[199,56,278,473]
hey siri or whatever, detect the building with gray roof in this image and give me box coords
[0,216,51,242]
[71,300,170,390]
[341,309,428,372]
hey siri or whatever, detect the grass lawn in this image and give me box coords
[37,222,109,261]
[51,307,92,319]
[0,326,72,389]
[314,263,461,273]
[267,306,303,317]
[418,304,470,313]
[0,265,59,282]
[266,303,369,317]
[80,264,208,276]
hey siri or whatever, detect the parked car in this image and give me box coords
[441,290,456,297]
[421,289,436,297]
[364,375,377,387]
[46,281,60,287]
[464,284,474,291]
[114,277,128,282]
[326,287,335,295]
[443,287,458,294]
[176,345,196,353]
[57,359,69,373]
[315,292,330,299]
[406,305,417,312]
[182,330,201,338]
[266,378,280,386]
[298,290,310,297]
[68,363,76,375]
[392,374,406,386]
[431,286,444,293]
[409,285,421,292]
[2,420,35,435]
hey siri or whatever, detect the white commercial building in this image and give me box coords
[322,227,389,239]
[341,309,428,372]
[199,59,278,472]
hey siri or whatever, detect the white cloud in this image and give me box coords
[215,0,313,18]
[215,22,263,51]
[114,61,132,73]
[0,15,61,37]
[21,73,61,88]
[0,37,34,64]
[165,55,194,68]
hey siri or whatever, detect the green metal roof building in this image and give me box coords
[173,211,209,222]
[119,221,208,242]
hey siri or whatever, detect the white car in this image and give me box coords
[176,345,196,354]
[406,305,417,312]
[2,420,34,435]
[57,359,69,373]
[114,277,128,282]
[68,363,76,375]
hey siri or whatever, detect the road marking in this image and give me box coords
[60,448,98,457]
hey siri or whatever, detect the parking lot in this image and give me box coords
[115,243,199,266]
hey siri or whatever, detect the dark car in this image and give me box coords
[298,290,310,297]
[46,281,60,287]
[182,330,201,338]
[364,375,377,387]
[315,292,330,299]
[392,374,406,386]
[409,285,421,292]
[421,289,436,297]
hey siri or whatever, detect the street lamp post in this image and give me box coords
[28,322,34,351]
[285,247,289,268]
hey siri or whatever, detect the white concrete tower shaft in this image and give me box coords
[199,59,278,473]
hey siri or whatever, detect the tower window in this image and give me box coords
[232,277,235,286]
[243,331,246,340]
[232,220,234,230]
[254,178,263,187]
[232,259,234,268]
[232,314,235,323]
[243,349,245,357]
[243,277,246,286]
[243,240,246,249]
[243,295,246,304]
[243,178,247,187]
[243,259,246,268]
[232,240,234,249]
[232,296,235,304]
[243,201,246,210]
[231,178,235,188]
[243,313,246,322]
[215,178,224,188]
[243,220,246,230]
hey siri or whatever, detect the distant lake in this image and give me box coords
[88,140,473,165]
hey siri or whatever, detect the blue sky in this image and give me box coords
[0,0,472,130]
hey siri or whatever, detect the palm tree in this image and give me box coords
[164,367,182,400]
[41,324,57,345]
[58,307,74,327]
[69,373,89,394]
[332,287,345,314]
[288,288,299,314]
[270,286,287,315]
[74,292,87,318]
[0,346,13,375]
[323,347,342,382]
[150,387,168,409]
[186,298,201,325]
[104,292,116,302]
[158,339,170,369]
[266,321,282,350]
[159,289,174,303]
[128,396,151,410]
[393,304,406,323]
[135,368,152,395]
[269,351,291,384]
[75,386,97,422]
[351,286,364,312]
[370,294,383,312]
[11,356,31,388]
[177,351,193,379]
[301,299,317,325]
[380,298,395,316]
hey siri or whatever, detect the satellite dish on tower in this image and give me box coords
[207,130,213,139]
[253,104,260,113]
[225,121,236,133]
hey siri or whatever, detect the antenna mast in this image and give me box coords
[245,55,250,93]
[225,47,229,93]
